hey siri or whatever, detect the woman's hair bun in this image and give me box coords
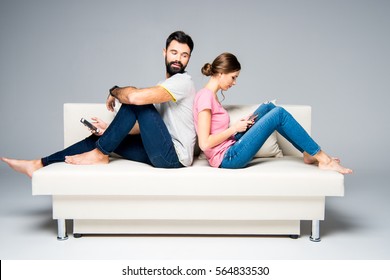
[201,63,213,76]
[201,53,241,77]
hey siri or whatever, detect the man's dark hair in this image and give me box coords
[166,31,194,53]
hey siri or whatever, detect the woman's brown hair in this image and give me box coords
[201,52,241,76]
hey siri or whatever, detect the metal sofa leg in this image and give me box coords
[309,220,321,242]
[57,219,68,241]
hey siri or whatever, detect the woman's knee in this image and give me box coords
[260,102,276,112]
[254,102,276,118]
[270,105,289,115]
[271,106,293,123]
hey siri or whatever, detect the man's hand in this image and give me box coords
[108,86,137,105]
[106,94,116,112]
[91,117,108,136]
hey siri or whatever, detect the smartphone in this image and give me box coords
[248,114,258,122]
[246,114,258,130]
[80,118,100,133]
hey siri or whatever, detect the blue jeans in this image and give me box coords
[42,104,183,168]
[220,102,320,169]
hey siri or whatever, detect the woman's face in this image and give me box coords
[219,71,240,91]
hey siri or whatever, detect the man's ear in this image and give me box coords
[163,48,167,57]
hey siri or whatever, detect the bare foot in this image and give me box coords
[1,157,43,178]
[303,152,340,165]
[318,159,353,175]
[311,151,352,175]
[65,149,109,165]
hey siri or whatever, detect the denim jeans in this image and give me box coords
[220,102,320,169]
[42,104,183,168]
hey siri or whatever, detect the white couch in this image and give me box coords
[32,103,344,241]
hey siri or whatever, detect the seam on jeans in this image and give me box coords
[310,147,321,157]
[95,140,110,155]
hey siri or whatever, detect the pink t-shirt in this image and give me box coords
[193,88,236,167]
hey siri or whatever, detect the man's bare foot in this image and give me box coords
[1,157,43,178]
[65,149,109,165]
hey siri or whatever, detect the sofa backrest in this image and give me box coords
[277,105,311,156]
[64,103,115,148]
[64,103,311,158]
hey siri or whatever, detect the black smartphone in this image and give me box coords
[247,114,258,130]
[80,118,100,133]
[248,114,258,122]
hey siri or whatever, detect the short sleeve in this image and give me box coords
[158,73,194,102]
[195,89,214,113]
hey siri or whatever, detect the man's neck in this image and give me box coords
[165,71,185,79]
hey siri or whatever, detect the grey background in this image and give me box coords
[1,0,389,172]
[1,0,389,260]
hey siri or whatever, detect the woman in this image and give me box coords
[193,52,352,174]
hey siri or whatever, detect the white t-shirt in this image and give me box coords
[155,72,196,166]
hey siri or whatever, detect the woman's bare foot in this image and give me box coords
[318,159,353,174]
[65,149,109,165]
[311,151,353,175]
[1,157,43,178]
[303,152,340,165]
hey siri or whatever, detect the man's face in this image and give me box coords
[164,40,191,77]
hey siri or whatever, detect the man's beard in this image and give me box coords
[165,59,186,76]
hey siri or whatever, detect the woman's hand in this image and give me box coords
[91,117,108,136]
[233,118,254,133]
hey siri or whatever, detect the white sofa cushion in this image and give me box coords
[32,157,344,197]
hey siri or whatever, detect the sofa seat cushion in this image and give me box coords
[32,157,343,197]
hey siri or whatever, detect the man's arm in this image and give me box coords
[111,86,173,105]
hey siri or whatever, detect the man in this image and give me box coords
[1,31,196,176]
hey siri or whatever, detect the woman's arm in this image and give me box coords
[197,109,250,151]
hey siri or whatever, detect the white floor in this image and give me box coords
[0,166,389,260]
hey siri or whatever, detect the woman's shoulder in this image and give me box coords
[196,87,213,95]
[194,88,216,110]
[195,88,215,105]
[195,88,214,100]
